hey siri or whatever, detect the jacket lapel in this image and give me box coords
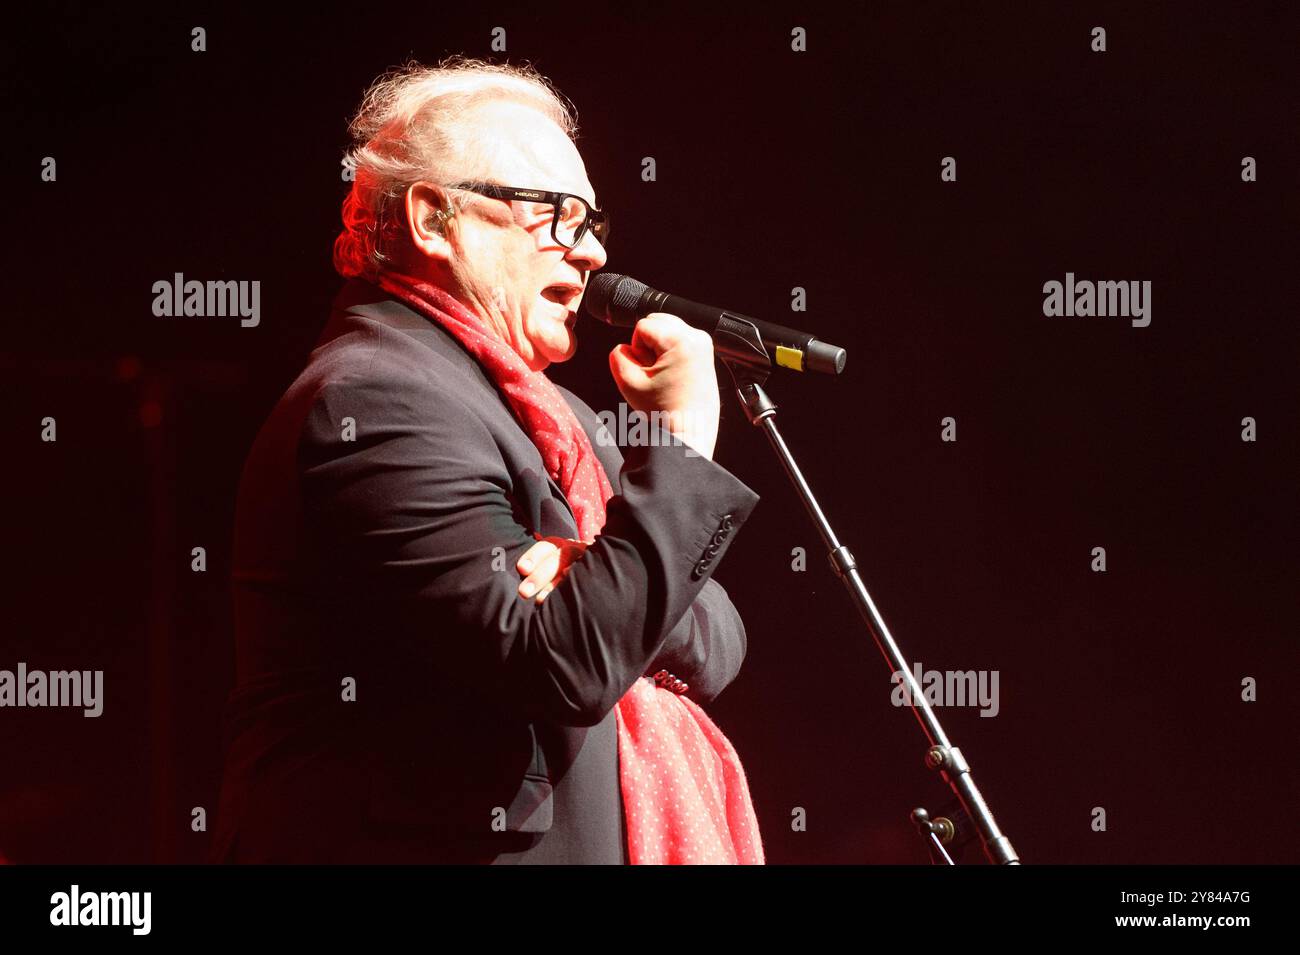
[325,279,581,533]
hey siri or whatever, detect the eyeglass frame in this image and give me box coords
[446,182,611,251]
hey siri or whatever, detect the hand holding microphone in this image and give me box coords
[607,312,720,460]
[593,271,850,461]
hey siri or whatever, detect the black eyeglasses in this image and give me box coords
[450,183,611,251]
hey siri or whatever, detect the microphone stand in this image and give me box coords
[713,322,1020,866]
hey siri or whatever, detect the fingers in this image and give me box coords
[609,342,652,379]
[516,537,590,603]
[517,542,562,599]
[611,314,685,373]
[628,312,684,355]
[516,538,556,575]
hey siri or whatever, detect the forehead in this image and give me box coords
[468,99,595,203]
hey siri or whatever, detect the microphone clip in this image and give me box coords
[714,315,778,425]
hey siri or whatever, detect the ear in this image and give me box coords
[404,182,456,263]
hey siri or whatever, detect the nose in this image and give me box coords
[566,226,607,271]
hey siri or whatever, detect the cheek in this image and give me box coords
[502,247,547,303]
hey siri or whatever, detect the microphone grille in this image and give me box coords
[585,272,647,326]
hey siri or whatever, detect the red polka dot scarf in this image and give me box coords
[374,270,764,864]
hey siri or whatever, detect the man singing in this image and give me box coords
[212,57,763,863]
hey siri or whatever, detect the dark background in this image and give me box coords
[2,1,1296,864]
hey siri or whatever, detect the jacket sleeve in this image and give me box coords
[645,576,747,706]
[556,384,751,708]
[297,365,760,728]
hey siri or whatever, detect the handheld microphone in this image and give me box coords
[584,273,847,375]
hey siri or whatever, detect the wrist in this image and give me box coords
[662,409,717,460]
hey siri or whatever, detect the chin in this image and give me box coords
[535,326,577,366]
[544,341,577,365]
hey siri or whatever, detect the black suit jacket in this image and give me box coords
[211,277,761,863]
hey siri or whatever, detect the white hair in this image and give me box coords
[333,56,579,279]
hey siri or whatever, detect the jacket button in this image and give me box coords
[720,514,734,531]
[692,558,710,579]
[705,542,720,558]
[653,670,689,695]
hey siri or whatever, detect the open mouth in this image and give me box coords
[540,283,583,309]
